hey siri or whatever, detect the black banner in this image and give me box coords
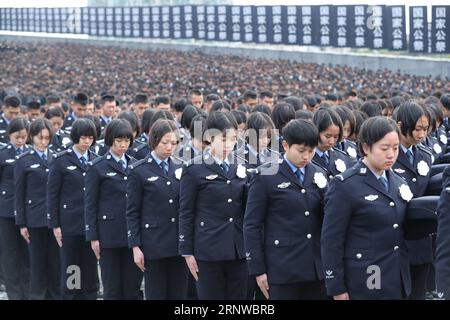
[409,6,428,53]
[242,6,254,43]
[228,5,241,42]
[255,6,270,44]
[171,6,182,39]
[161,6,170,39]
[195,5,206,40]
[123,7,132,38]
[205,5,216,41]
[150,7,160,39]
[270,5,283,44]
[183,5,194,39]
[331,5,355,48]
[216,5,227,41]
[141,7,150,38]
[432,6,450,53]
[384,5,406,51]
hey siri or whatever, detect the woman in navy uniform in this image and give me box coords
[243,112,280,169]
[334,105,359,164]
[392,101,433,300]
[47,118,99,300]
[321,116,412,300]
[436,166,450,299]
[179,111,248,300]
[0,118,30,300]
[244,119,327,300]
[127,119,188,299]
[312,107,352,179]
[84,119,142,300]
[14,118,61,300]
[45,107,72,153]
[178,114,207,164]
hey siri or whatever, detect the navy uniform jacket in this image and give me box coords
[0,144,31,218]
[313,148,353,179]
[244,159,327,285]
[177,143,202,164]
[336,140,360,165]
[14,149,55,228]
[436,167,450,299]
[240,144,281,170]
[126,154,182,260]
[136,133,148,144]
[0,116,9,144]
[392,146,433,265]
[91,139,109,156]
[62,114,76,132]
[129,143,151,161]
[321,162,411,299]
[47,148,98,236]
[84,152,136,248]
[49,130,72,153]
[178,154,248,261]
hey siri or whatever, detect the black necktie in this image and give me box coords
[321,153,330,166]
[295,169,305,185]
[41,153,47,162]
[16,147,23,155]
[80,156,87,168]
[406,149,414,165]
[118,159,126,170]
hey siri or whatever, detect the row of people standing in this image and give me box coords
[0,98,448,300]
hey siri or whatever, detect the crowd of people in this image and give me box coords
[0,38,449,301]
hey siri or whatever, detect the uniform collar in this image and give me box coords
[34,148,48,159]
[72,146,89,161]
[283,154,305,175]
[109,151,127,166]
[400,144,414,154]
[151,151,169,166]
[315,148,329,158]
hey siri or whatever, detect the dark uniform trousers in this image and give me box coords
[144,257,188,300]
[60,236,98,300]
[99,247,142,300]
[196,259,248,300]
[28,227,61,300]
[0,217,29,299]
[269,280,326,300]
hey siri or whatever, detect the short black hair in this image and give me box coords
[181,105,201,130]
[441,94,450,111]
[251,104,271,115]
[392,101,429,137]
[28,118,54,144]
[44,107,65,120]
[190,89,203,96]
[237,104,252,114]
[173,99,190,113]
[304,95,318,109]
[73,93,89,106]
[361,101,382,118]
[358,116,399,156]
[334,105,356,137]
[27,101,41,110]
[61,102,70,112]
[282,119,319,148]
[259,91,274,99]
[154,96,170,106]
[313,106,344,142]
[353,110,368,138]
[149,110,175,132]
[71,118,97,145]
[45,94,61,105]
[149,119,180,150]
[242,90,257,101]
[104,119,134,147]
[271,103,296,130]
[101,94,115,104]
[206,111,238,139]
[231,110,247,126]
[4,96,21,108]
[426,103,444,126]
[118,111,140,137]
[7,117,29,136]
[141,108,158,134]
[82,115,102,138]
[205,94,221,103]
[210,100,232,112]
[295,109,313,121]
[246,112,275,146]
[282,96,305,111]
[325,93,338,102]
[134,93,148,105]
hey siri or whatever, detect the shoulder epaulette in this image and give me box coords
[335,165,361,181]
[55,149,70,159]
[89,155,106,167]
[129,158,147,170]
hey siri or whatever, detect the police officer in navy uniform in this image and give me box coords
[0,96,21,144]
[245,119,327,300]
[436,166,450,299]
[322,117,412,300]
[85,119,142,300]
[14,118,61,300]
[47,118,99,300]
[99,94,116,132]
[392,101,434,300]
[62,93,89,133]
[178,114,207,163]
[0,118,30,300]
[179,111,248,300]
[334,105,359,164]
[312,107,352,179]
[127,119,189,300]
[45,107,72,153]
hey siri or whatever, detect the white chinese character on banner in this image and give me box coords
[321,36,330,45]
[392,7,402,18]
[320,16,330,25]
[303,35,312,44]
[355,6,365,16]
[436,7,446,18]
[338,37,347,46]
[436,19,446,30]
[436,41,446,52]
[338,17,347,26]
[413,40,424,51]
[302,16,311,25]
[356,36,365,46]
[337,7,347,16]
[374,38,383,48]
[413,18,424,29]
[320,6,329,15]
[414,29,424,40]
